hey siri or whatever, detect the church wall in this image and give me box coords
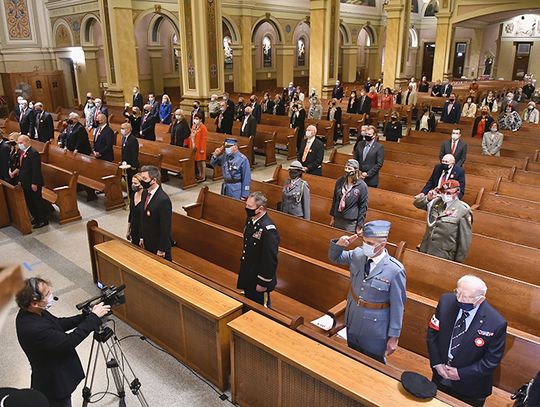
[478,22,500,77]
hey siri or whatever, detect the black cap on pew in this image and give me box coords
[400,371,437,399]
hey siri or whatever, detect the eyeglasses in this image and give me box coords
[453,288,481,302]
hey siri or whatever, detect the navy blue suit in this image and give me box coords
[421,164,465,198]
[441,101,461,124]
[427,293,507,401]
[93,125,116,162]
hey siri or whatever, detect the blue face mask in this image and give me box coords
[225,147,232,155]
[458,301,476,311]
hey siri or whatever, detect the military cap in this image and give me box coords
[224,138,238,146]
[441,179,460,191]
[0,388,49,406]
[400,371,437,399]
[288,160,306,171]
[363,220,391,238]
[345,159,360,170]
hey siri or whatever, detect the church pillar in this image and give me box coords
[432,12,454,82]
[367,46,380,81]
[467,28,483,79]
[177,0,224,111]
[98,0,139,106]
[81,46,101,99]
[341,45,357,83]
[309,0,340,98]
[382,0,410,88]
[148,46,165,95]
[276,45,296,89]
[234,14,254,94]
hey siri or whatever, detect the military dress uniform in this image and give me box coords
[210,143,251,200]
[281,177,310,220]
[238,213,280,307]
[328,221,407,363]
[414,195,472,262]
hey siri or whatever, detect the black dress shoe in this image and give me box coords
[31,218,39,225]
[33,221,49,229]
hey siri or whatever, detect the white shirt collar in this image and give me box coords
[368,249,387,266]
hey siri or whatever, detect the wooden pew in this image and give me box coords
[41,144,125,210]
[205,133,253,181]
[260,115,336,149]
[0,184,10,228]
[492,176,540,203]
[472,189,540,223]
[93,240,243,391]
[41,163,81,224]
[0,180,32,234]
[228,311,453,407]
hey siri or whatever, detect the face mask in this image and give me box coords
[149,98,155,103]
[144,109,149,114]
[35,109,43,114]
[250,99,255,103]
[133,89,138,94]
[364,135,373,142]
[193,104,198,108]
[225,147,233,155]
[441,163,450,171]
[528,106,534,110]
[391,116,398,121]
[451,133,460,141]
[175,115,181,120]
[345,170,356,177]
[86,96,91,101]
[223,97,228,101]
[18,143,26,150]
[360,131,367,137]
[132,184,142,192]
[245,207,257,218]
[121,129,127,136]
[96,103,101,107]
[88,102,94,107]
[43,293,55,310]
[362,243,377,258]
[193,119,200,125]
[289,170,302,179]
[458,301,476,311]
[140,179,152,189]
[490,127,497,133]
[449,98,455,102]
[441,193,455,203]
[67,119,74,125]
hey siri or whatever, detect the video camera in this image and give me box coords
[76,284,126,314]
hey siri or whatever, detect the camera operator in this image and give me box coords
[15,277,110,407]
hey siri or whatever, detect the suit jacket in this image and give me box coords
[0,139,11,181]
[332,86,344,100]
[140,113,158,140]
[357,96,372,115]
[431,85,442,97]
[290,109,306,130]
[140,186,172,254]
[16,309,102,400]
[30,111,54,142]
[251,103,262,123]
[347,97,360,113]
[65,122,92,155]
[326,106,342,125]
[149,101,160,118]
[419,81,430,92]
[427,293,507,399]
[170,119,190,147]
[93,125,116,162]
[441,101,461,124]
[441,84,453,97]
[132,92,143,110]
[19,108,33,135]
[298,137,324,175]
[19,146,43,187]
[121,134,139,169]
[262,99,275,114]
[240,115,257,138]
[439,139,467,167]
[421,164,465,198]
[353,141,385,187]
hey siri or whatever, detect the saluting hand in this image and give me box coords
[336,234,359,247]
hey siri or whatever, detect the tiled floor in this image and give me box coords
[0,144,347,406]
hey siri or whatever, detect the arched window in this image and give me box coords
[297,37,306,67]
[172,33,180,72]
[262,35,272,68]
[223,36,233,69]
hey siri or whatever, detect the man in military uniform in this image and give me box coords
[210,138,251,200]
[414,179,472,263]
[280,160,311,220]
[238,192,280,307]
[328,220,406,363]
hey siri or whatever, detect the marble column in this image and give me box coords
[81,46,101,99]
[432,12,454,82]
[309,0,340,98]
[341,45,358,83]
[177,0,224,110]
[276,45,296,88]
[233,14,254,94]
[367,45,381,80]
[382,0,410,88]
[148,46,165,95]
[99,0,139,106]
[466,28,483,79]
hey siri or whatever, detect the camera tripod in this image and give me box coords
[82,320,148,407]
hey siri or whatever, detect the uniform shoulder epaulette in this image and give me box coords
[238,152,248,160]
[265,224,276,230]
[389,257,405,271]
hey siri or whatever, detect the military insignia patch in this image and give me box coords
[474,338,485,347]
[252,230,262,240]
[429,315,439,331]
[477,330,494,337]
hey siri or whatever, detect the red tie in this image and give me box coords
[144,192,152,209]
[451,141,456,155]
[19,152,25,167]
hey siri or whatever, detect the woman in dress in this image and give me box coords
[189,112,207,181]
[127,173,144,246]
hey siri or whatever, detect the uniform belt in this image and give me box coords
[224,179,241,184]
[349,287,390,309]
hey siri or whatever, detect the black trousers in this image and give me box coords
[48,396,72,407]
[244,288,271,308]
[22,185,46,223]
[436,383,486,407]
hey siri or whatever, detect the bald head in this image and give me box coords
[69,112,80,121]
[244,106,253,115]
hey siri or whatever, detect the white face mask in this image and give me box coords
[441,194,455,203]
[362,243,377,258]
[175,115,181,120]
[120,129,127,136]
[451,133,460,141]
[18,143,26,151]
[42,293,55,310]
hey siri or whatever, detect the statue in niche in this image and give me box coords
[223,36,233,68]
[263,35,272,68]
[483,57,493,76]
[297,38,305,66]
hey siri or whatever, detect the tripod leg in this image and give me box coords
[82,338,101,407]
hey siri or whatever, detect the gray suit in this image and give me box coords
[280,178,310,220]
[328,241,406,363]
[353,141,385,187]
[482,131,503,156]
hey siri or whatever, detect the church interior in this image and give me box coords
[1,0,540,406]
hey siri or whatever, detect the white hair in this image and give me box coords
[457,275,487,296]
[69,112,80,119]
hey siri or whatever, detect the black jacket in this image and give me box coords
[140,186,172,254]
[298,137,324,176]
[19,108,33,135]
[330,176,369,227]
[439,139,467,167]
[332,86,344,100]
[16,309,102,400]
[441,84,453,97]
[326,106,342,125]
[274,99,286,115]
[124,109,142,136]
[65,122,92,155]
[121,134,139,169]
[353,141,385,187]
[383,120,402,142]
[19,146,43,187]
[170,120,190,147]
[427,293,507,399]
[262,99,275,114]
[30,111,54,142]
[132,92,143,110]
[419,81,430,92]
[357,96,372,115]
[238,213,280,291]
[290,109,306,130]
[441,101,461,124]
[251,103,262,123]
[421,164,466,198]
[93,125,116,162]
[431,85,442,97]
[416,112,437,132]
[240,115,257,138]
[0,139,10,181]
[347,97,360,113]
[140,113,159,141]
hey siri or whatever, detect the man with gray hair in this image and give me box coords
[18,99,33,135]
[298,125,324,176]
[60,112,92,155]
[30,102,54,142]
[238,192,280,307]
[427,275,507,406]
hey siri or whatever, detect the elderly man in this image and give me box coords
[298,125,324,176]
[18,100,33,135]
[140,104,158,140]
[353,125,385,187]
[60,112,92,155]
[439,129,467,167]
[500,92,518,113]
[120,122,139,190]
[239,192,280,307]
[419,154,465,199]
[30,102,54,142]
[92,98,108,127]
[210,138,251,200]
[92,113,115,162]
[427,275,507,407]
[328,220,406,363]
[414,179,472,262]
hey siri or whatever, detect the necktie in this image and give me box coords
[144,192,152,210]
[95,126,102,141]
[20,109,24,122]
[451,141,456,155]
[406,91,410,105]
[302,140,311,162]
[449,311,469,360]
[360,97,365,111]
[364,259,373,279]
[362,143,371,161]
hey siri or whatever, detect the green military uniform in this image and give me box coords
[414,196,472,262]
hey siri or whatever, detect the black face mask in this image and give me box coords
[131,184,142,192]
[391,116,398,121]
[67,119,74,125]
[8,141,16,146]
[140,179,152,189]
[441,163,450,171]
[193,104,198,109]
[245,207,257,218]
[345,170,356,177]
[289,170,302,179]
[364,135,373,142]
[144,109,149,114]
[449,98,455,102]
